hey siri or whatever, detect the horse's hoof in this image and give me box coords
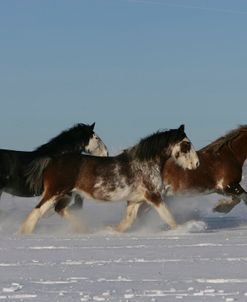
[170,223,178,230]
[17,227,33,235]
[213,200,234,213]
[213,207,231,213]
[72,223,89,234]
[105,225,124,234]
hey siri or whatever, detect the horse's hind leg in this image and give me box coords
[19,195,57,234]
[213,183,247,213]
[55,198,86,233]
[213,196,241,213]
[145,192,177,229]
[114,201,142,232]
[133,201,152,218]
[69,193,84,211]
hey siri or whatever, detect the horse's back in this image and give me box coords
[42,153,131,198]
[45,153,117,178]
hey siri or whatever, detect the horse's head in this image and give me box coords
[85,122,109,156]
[131,125,199,170]
[170,125,199,170]
[34,122,108,157]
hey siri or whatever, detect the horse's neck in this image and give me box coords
[125,147,165,172]
[133,157,164,182]
[36,145,82,157]
[231,134,247,165]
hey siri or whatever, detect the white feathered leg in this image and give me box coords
[115,202,142,232]
[19,198,56,234]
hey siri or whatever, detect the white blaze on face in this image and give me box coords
[85,134,108,156]
[171,138,199,170]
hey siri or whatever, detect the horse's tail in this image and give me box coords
[25,157,51,195]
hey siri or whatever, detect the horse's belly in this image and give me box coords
[96,186,133,202]
[164,184,214,197]
[75,186,138,202]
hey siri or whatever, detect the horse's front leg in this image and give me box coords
[115,201,142,232]
[213,183,246,213]
[145,191,177,229]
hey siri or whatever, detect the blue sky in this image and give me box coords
[1,0,247,153]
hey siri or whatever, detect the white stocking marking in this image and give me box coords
[19,198,56,234]
[151,202,177,229]
[115,202,142,232]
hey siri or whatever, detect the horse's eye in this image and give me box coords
[180,141,191,153]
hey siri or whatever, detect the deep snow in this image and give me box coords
[1,170,247,302]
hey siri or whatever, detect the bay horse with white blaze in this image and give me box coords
[138,125,247,216]
[19,125,199,234]
[0,123,108,203]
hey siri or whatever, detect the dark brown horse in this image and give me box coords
[19,125,199,234]
[138,125,247,216]
[0,123,108,200]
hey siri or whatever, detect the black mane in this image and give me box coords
[128,128,186,161]
[34,123,94,156]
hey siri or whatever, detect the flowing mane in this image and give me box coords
[126,129,186,161]
[34,123,94,156]
[200,125,247,153]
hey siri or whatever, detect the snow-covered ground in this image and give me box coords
[1,170,247,302]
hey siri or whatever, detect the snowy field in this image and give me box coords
[1,169,247,302]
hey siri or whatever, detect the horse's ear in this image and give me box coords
[178,124,185,132]
[90,122,95,130]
